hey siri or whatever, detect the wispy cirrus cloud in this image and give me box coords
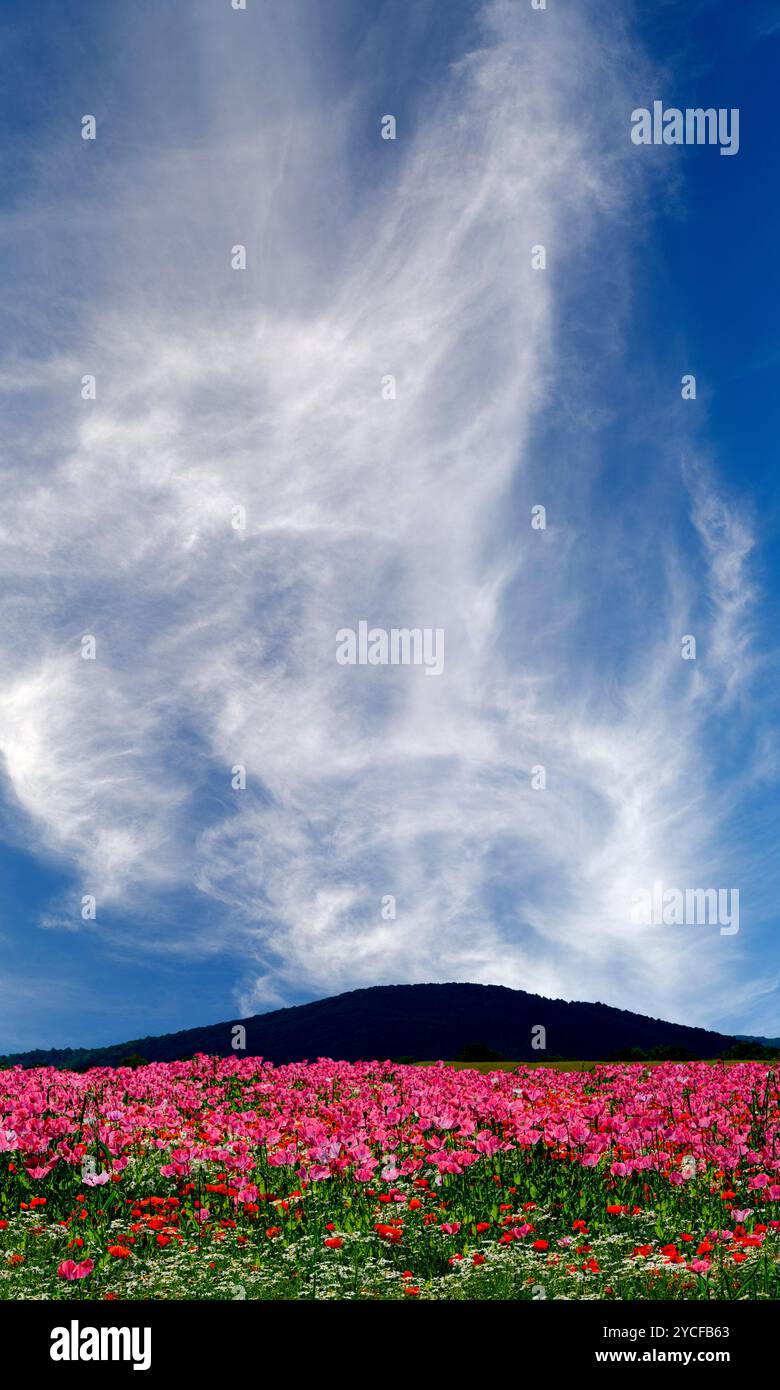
[0,0,775,1042]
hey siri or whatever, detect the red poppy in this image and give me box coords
[375,1224,403,1243]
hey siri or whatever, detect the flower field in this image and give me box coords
[1,1057,778,1301]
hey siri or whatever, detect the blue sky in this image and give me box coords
[0,0,778,1052]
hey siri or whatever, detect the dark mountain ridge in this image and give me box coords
[0,982,740,1069]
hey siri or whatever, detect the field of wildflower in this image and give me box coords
[0,1057,778,1301]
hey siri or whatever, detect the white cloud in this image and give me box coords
[0,0,770,1033]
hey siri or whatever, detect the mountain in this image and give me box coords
[0,982,740,1069]
[737,1034,780,1049]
